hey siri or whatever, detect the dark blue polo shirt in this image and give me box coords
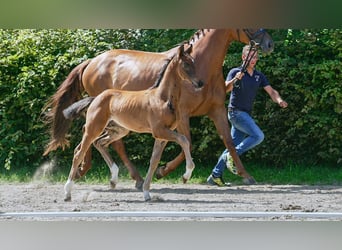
[227,67,270,114]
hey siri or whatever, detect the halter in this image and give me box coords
[243,29,266,43]
[237,28,266,46]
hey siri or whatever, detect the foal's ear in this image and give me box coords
[178,42,192,57]
[179,44,185,57]
[184,43,193,54]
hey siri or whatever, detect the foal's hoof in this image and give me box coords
[135,180,144,191]
[155,166,165,179]
[182,176,188,184]
[242,176,257,185]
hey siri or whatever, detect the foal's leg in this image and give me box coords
[75,149,92,178]
[155,129,195,183]
[143,139,168,201]
[75,139,144,190]
[111,140,144,190]
[175,133,195,183]
[155,116,190,179]
[64,133,95,201]
[93,127,130,189]
[93,142,120,189]
[74,124,93,179]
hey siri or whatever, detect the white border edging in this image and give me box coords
[1,211,342,219]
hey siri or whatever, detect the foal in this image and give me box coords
[63,44,203,201]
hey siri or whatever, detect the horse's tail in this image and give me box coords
[43,59,91,156]
[63,97,95,120]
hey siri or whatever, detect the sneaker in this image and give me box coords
[225,153,237,175]
[207,174,231,187]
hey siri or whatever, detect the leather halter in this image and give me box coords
[237,28,266,46]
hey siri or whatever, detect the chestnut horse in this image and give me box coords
[63,44,203,201]
[44,29,274,188]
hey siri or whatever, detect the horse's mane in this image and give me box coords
[149,56,174,89]
[188,29,210,45]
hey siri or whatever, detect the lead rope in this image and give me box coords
[233,40,260,89]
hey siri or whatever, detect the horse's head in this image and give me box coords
[238,29,274,54]
[176,43,204,89]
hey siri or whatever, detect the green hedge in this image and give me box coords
[0,29,340,173]
[251,29,341,166]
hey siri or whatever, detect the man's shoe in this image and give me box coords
[226,153,237,175]
[207,174,231,187]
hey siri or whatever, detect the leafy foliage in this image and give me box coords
[0,29,340,174]
[249,29,342,166]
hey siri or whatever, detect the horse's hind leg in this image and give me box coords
[111,140,144,190]
[143,139,168,201]
[156,151,185,179]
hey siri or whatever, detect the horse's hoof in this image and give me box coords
[155,166,165,179]
[64,196,71,202]
[182,176,188,184]
[143,191,151,201]
[135,180,144,191]
[242,177,257,185]
[110,181,117,189]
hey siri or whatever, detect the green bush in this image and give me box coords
[249,29,342,166]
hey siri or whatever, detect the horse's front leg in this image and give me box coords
[208,106,256,184]
[155,115,190,179]
[143,139,167,201]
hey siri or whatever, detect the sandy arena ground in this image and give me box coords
[0,180,341,221]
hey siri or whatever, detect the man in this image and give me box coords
[207,44,288,186]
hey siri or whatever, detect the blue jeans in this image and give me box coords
[211,110,264,178]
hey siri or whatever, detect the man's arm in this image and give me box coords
[264,85,288,108]
[225,71,244,93]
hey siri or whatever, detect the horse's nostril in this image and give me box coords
[198,80,204,88]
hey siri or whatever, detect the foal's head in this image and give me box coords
[151,43,204,90]
[174,43,204,89]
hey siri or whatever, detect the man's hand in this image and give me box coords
[279,100,288,108]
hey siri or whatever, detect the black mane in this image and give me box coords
[188,29,210,44]
[149,56,173,89]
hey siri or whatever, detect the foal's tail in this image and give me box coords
[43,59,91,156]
[63,97,95,120]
